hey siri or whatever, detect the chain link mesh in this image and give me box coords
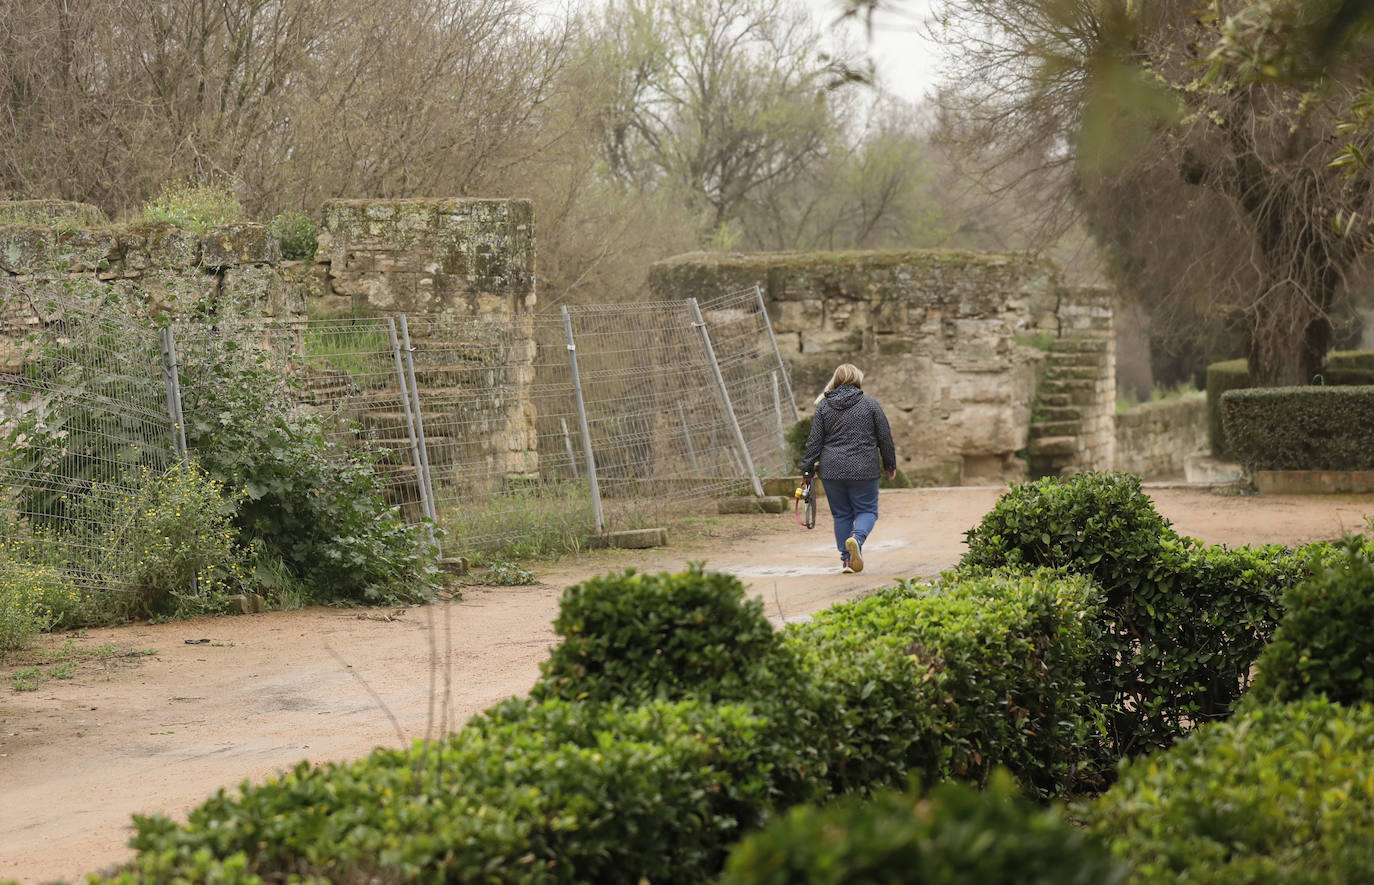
[1,284,795,591]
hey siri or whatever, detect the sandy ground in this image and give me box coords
[2,485,1372,884]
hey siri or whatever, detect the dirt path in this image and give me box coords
[3,486,1371,884]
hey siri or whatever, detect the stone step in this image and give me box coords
[1037,377,1097,392]
[1049,337,1111,354]
[1036,405,1083,422]
[1046,351,1108,369]
[1038,393,1072,408]
[1030,419,1081,437]
[1026,435,1077,457]
[1044,365,1102,382]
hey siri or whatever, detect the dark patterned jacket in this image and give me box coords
[798,385,896,481]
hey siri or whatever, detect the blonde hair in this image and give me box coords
[815,363,864,404]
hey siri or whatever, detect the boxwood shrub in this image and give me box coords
[1323,350,1374,386]
[784,567,1110,798]
[1221,385,1374,470]
[721,771,1126,885]
[1205,358,1251,457]
[532,565,781,704]
[111,698,792,883]
[961,472,1305,757]
[1087,699,1374,883]
[1246,537,1374,707]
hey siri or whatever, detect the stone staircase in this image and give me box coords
[1026,336,1113,478]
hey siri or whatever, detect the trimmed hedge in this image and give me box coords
[1324,349,1374,386]
[1087,700,1374,883]
[720,771,1127,885]
[106,699,791,883]
[961,472,1306,757]
[785,567,1110,798]
[1205,358,1250,457]
[1221,385,1374,470]
[1206,352,1374,456]
[1247,537,1374,706]
[532,565,780,704]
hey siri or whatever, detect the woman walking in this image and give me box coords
[798,364,897,574]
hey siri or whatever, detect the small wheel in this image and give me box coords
[804,496,816,529]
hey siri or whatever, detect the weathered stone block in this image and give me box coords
[717,496,790,514]
[200,223,280,268]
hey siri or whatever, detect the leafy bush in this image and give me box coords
[1087,699,1374,883]
[1221,385,1374,470]
[117,698,788,883]
[176,325,438,606]
[0,558,68,653]
[961,472,1305,756]
[786,416,812,470]
[267,210,317,261]
[787,567,1110,798]
[1205,358,1250,457]
[140,179,244,233]
[75,463,254,620]
[721,771,1126,885]
[532,564,780,704]
[1247,538,1374,706]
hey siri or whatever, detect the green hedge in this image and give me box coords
[1205,358,1250,457]
[532,565,780,705]
[785,567,1110,798]
[1247,538,1374,707]
[107,698,791,883]
[1206,352,1374,456]
[1221,385,1374,470]
[961,472,1306,757]
[1087,700,1374,883]
[721,771,1127,885]
[1324,350,1374,386]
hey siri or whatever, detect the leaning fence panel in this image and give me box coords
[0,282,177,607]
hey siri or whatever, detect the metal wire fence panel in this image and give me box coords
[2,288,798,579]
[701,287,796,477]
[173,317,432,522]
[0,282,176,597]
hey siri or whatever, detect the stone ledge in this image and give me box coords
[587,527,669,549]
[718,496,790,514]
[1254,470,1374,495]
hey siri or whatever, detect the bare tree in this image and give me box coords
[876,0,1374,384]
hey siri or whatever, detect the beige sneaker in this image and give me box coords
[845,536,863,573]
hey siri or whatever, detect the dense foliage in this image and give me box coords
[961,472,1307,756]
[1205,358,1251,457]
[532,565,780,704]
[1221,385,1374,471]
[1248,538,1374,706]
[721,772,1126,885]
[103,698,785,883]
[788,568,1110,798]
[176,325,438,606]
[1087,699,1374,884]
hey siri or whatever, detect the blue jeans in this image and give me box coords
[823,477,880,558]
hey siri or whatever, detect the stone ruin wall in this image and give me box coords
[0,197,539,487]
[649,250,1080,484]
[0,200,297,375]
[310,199,540,484]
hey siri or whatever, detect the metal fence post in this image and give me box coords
[690,298,764,497]
[159,326,189,466]
[386,317,433,522]
[754,286,799,424]
[560,418,580,479]
[676,400,699,474]
[398,315,438,523]
[772,371,790,473]
[562,305,604,533]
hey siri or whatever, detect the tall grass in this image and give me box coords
[438,481,597,563]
